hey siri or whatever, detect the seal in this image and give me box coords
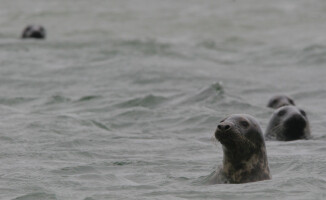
[206,114,271,184]
[21,25,46,39]
[267,95,295,109]
[265,105,311,141]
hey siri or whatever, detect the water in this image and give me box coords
[0,0,326,199]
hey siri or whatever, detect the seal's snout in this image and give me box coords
[30,31,43,38]
[217,122,231,131]
[265,105,311,141]
[215,121,236,143]
[285,114,306,128]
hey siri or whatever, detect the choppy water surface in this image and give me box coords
[1,0,326,199]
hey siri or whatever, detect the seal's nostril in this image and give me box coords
[217,124,231,131]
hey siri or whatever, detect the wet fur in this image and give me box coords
[265,106,311,141]
[267,95,295,109]
[22,25,46,39]
[207,114,271,184]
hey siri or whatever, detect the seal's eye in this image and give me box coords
[240,121,249,128]
[300,110,306,117]
[288,98,295,105]
[278,109,286,117]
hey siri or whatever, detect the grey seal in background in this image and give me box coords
[265,105,311,141]
[22,25,46,39]
[267,95,295,109]
[206,114,271,184]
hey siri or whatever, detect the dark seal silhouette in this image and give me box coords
[265,105,311,141]
[206,114,271,184]
[21,25,46,39]
[267,95,295,109]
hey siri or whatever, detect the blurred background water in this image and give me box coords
[0,0,326,199]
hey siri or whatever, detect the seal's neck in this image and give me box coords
[222,147,270,183]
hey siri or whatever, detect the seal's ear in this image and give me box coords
[245,119,264,147]
[251,129,264,142]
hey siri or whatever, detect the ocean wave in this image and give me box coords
[115,94,168,109]
[44,95,71,105]
[76,95,101,102]
[178,82,224,105]
[0,97,36,106]
[117,39,172,56]
[13,192,57,200]
[51,165,97,176]
[299,44,326,65]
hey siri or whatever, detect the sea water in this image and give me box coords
[0,0,326,199]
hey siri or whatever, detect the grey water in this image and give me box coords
[0,0,326,199]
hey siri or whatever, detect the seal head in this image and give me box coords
[267,95,295,109]
[207,114,271,184]
[265,105,311,141]
[22,25,46,39]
